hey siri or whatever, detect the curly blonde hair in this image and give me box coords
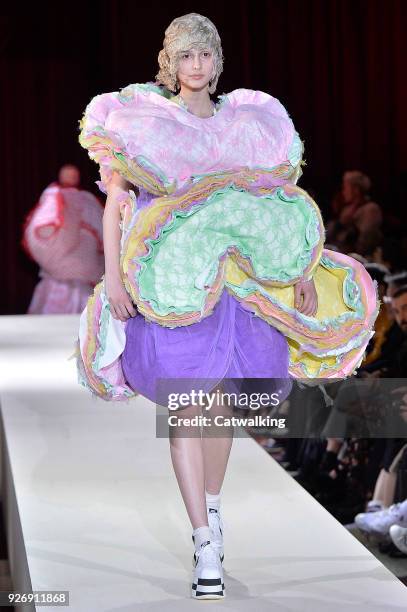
[155,13,224,95]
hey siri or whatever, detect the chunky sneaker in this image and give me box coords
[355,502,406,536]
[389,524,407,554]
[191,541,225,600]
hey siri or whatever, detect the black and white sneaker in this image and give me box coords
[191,540,225,599]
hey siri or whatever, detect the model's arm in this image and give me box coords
[104,171,137,321]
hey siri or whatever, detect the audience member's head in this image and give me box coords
[384,271,407,298]
[342,170,371,205]
[58,164,80,188]
[391,286,407,334]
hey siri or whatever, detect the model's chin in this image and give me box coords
[181,78,210,90]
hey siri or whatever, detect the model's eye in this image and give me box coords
[203,52,211,57]
[182,53,189,59]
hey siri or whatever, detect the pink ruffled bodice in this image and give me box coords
[80,83,303,193]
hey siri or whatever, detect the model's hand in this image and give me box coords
[294,278,318,317]
[105,274,137,322]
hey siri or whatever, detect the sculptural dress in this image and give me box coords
[23,183,104,314]
[77,82,378,403]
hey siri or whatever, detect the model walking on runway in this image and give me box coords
[77,13,377,600]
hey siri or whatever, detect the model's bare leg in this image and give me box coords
[169,384,234,532]
[169,402,208,529]
[202,383,234,495]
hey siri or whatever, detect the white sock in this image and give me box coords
[192,525,212,551]
[205,490,221,512]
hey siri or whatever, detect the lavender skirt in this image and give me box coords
[122,289,292,408]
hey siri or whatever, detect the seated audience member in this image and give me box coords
[327,170,382,254]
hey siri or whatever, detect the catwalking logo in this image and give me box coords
[167,389,281,411]
[168,413,287,428]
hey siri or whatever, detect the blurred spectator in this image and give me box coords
[22,164,104,314]
[340,171,382,229]
[326,170,382,255]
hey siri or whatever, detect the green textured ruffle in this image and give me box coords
[135,185,320,315]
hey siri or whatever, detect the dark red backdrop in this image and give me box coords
[1,0,406,313]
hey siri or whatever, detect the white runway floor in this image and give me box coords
[1,314,407,611]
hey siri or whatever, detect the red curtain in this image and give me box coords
[1,0,406,313]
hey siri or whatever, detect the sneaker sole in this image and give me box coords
[191,577,225,599]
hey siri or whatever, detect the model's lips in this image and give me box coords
[190,75,204,78]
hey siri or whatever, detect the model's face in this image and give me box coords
[59,166,80,187]
[176,46,214,90]
[392,293,407,333]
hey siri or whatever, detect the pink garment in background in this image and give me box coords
[23,183,104,314]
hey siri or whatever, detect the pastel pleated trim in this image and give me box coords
[120,177,324,324]
[78,82,304,195]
